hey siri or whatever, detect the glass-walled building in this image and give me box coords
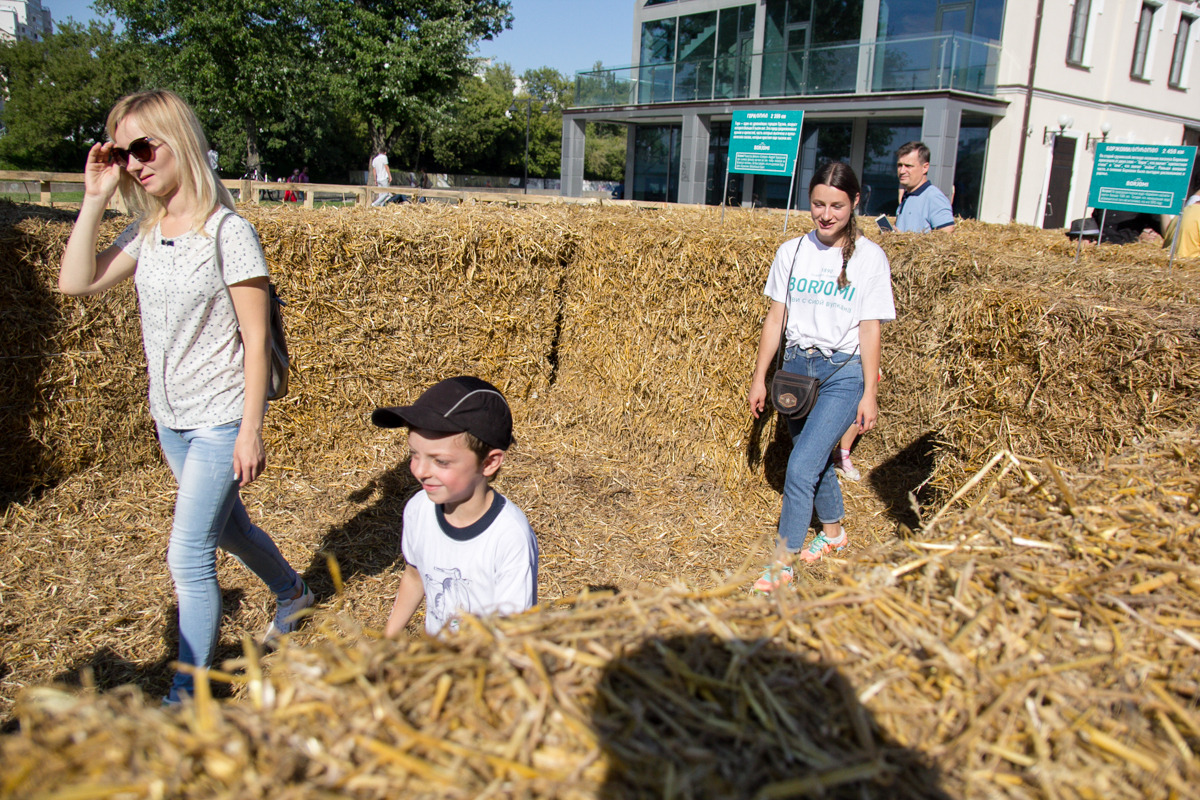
[564,0,1006,217]
[563,0,1200,228]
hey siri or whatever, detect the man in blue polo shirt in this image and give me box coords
[895,141,955,233]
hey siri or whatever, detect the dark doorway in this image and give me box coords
[1042,135,1076,229]
[633,124,682,203]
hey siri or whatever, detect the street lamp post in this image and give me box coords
[511,97,547,195]
[522,100,532,194]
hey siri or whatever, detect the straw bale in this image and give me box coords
[859,220,1200,513]
[3,202,1200,798]
[0,202,156,497]
[4,432,1199,798]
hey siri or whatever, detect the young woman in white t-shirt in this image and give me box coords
[59,90,312,704]
[748,162,896,592]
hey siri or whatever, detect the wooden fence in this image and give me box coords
[0,171,671,210]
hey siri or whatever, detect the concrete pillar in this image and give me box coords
[678,112,711,205]
[560,116,586,198]
[920,97,961,198]
[850,118,868,178]
[856,0,881,93]
[750,3,767,98]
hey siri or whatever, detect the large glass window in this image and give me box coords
[795,122,854,210]
[1067,0,1091,65]
[813,0,865,44]
[715,4,755,99]
[641,18,675,63]
[953,117,990,219]
[1131,3,1156,80]
[1169,14,1194,88]
[706,122,750,206]
[741,123,855,211]
[640,6,754,103]
[674,12,717,101]
[763,0,811,97]
[762,1,864,97]
[639,18,676,103]
[860,119,923,216]
[878,0,1005,41]
[633,125,681,203]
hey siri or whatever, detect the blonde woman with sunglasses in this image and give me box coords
[59,90,312,705]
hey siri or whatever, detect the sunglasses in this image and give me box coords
[109,136,161,167]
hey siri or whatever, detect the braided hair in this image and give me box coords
[809,161,861,289]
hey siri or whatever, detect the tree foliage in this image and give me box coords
[429,63,520,174]
[512,65,570,179]
[96,0,321,174]
[316,0,513,155]
[0,22,149,171]
[585,122,626,182]
[0,8,633,186]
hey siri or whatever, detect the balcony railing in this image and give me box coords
[572,32,1001,108]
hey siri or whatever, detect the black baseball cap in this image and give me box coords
[371,376,513,451]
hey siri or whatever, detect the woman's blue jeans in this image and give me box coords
[777,348,864,552]
[157,421,300,703]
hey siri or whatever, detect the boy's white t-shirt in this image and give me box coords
[402,490,538,636]
[763,231,896,354]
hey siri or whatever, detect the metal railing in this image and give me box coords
[572,32,1001,107]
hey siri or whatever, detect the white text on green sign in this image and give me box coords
[728,110,804,176]
[1087,144,1196,215]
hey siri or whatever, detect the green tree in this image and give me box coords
[515,65,569,179]
[316,0,513,157]
[98,0,321,174]
[429,63,520,175]
[427,63,570,181]
[585,122,626,182]
[0,22,149,171]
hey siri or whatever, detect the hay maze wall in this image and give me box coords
[1,201,1199,798]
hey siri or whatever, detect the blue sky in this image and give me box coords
[46,0,636,76]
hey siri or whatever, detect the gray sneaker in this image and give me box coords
[262,580,314,648]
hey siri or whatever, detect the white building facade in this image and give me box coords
[562,0,1200,227]
[0,0,52,43]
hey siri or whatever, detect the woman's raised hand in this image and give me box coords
[83,142,122,200]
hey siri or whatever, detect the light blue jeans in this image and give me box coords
[157,421,300,703]
[778,347,864,552]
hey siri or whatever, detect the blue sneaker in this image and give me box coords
[799,529,848,564]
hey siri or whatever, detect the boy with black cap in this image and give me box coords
[372,376,538,637]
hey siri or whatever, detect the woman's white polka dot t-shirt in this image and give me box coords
[114,208,269,430]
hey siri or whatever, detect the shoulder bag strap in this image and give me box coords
[773,242,802,374]
[214,210,232,287]
[773,237,860,384]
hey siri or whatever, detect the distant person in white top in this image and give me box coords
[894,141,955,233]
[370,149,393,206]
[373,376,538,637]
[748,162,896,590]
[57,90,313,706]
[207,148,218,172]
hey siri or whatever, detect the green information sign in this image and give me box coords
[1087,143,1196,214]
[727,110,804,176]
